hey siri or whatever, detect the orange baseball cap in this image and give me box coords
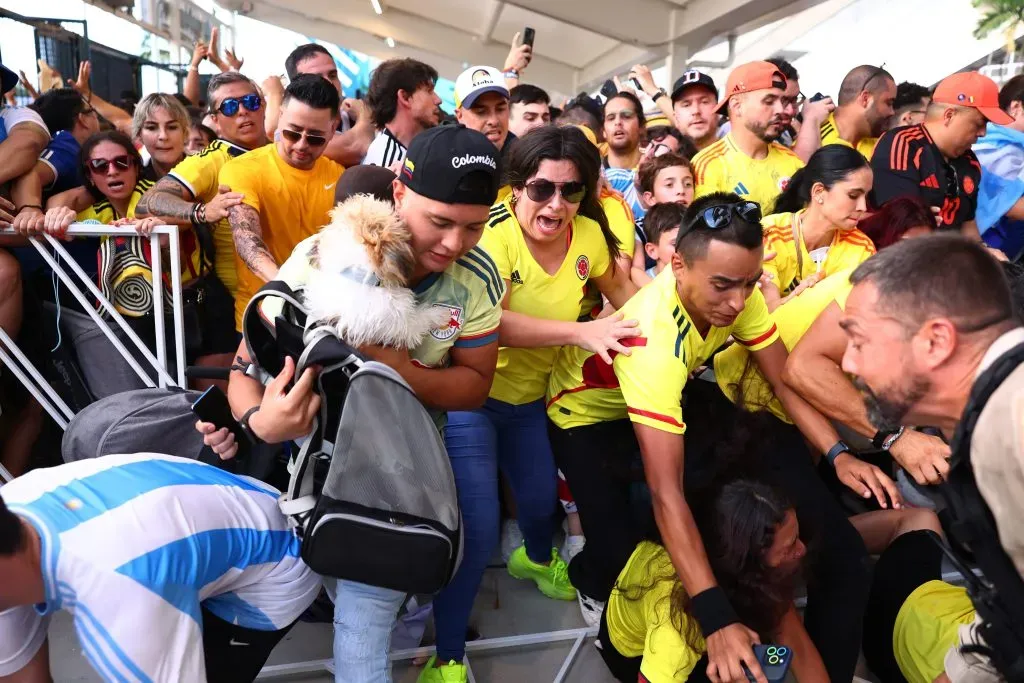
[716,61,788,113]
[932,72,1013,125]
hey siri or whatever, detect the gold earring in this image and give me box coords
[511,193,519,208]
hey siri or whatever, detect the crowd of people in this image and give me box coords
[2,24,1024,683]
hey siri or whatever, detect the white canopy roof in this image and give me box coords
[214,0,831,97]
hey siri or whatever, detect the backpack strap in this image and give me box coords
[278,427,322,524]
[241,280,309,384]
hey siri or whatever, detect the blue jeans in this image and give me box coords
[434,398,559,661]
[328,579,406,683]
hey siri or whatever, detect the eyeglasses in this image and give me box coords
[280,128,328,148]
[88,155,134,173]
[781,92,806,109]
[682,201,762,236]
[524,180,587,204]
[215,94,262,117]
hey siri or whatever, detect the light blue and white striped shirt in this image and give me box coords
[0,453,321,682]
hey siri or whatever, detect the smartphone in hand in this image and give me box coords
[744,644,793,683]
[522,27,535,48]
[191,386,249,466]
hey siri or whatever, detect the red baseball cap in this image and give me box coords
[932,72,1013,125]
[716,61,788,113]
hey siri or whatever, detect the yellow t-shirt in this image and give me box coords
[692,133,804,215]
[167,138,250,297]
[714,268,855,422]
[547,268,779,433]
[481,196,613,405]
[820,113,879,160]
[607,542,704,683]
[219,143,344,330]
[893,580,977,683]
[761,211,876,295]
[578,188,636,320]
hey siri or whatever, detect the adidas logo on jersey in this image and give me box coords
[920,174,941,189]
[733,182,750,195]
[510,270,524,285]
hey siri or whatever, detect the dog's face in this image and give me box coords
[318,195,417,288]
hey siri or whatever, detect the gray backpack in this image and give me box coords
[243,282,463,595]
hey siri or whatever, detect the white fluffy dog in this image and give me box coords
[301,194,450,349]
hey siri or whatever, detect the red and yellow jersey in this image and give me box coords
[547,268,779,433]
[579,187,636,320]
[480,196,613,405]
[820,113,879,160]
[761,211,875,294]
[714,268,855,422]
[692,133,803,215]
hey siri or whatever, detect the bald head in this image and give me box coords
[838,65,896,106]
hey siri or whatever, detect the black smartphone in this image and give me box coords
[191,386,249,463]
[601,79,618,100]
[630,77,643,92]
[809,92,828,103]
[522,27,535,48]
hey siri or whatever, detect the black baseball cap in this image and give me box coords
[399,125,501,206]
[0,63,18,96]
[671,69,718,103]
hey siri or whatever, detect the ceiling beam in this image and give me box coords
[479,1,505,44]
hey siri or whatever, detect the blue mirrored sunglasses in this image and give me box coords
[216,94,261,117]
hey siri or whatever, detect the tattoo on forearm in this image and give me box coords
[229,204,277,281]
[138,177,195,219]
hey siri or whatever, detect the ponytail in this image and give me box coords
[770,144,869,215]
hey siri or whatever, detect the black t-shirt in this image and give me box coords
[870,123,981,231]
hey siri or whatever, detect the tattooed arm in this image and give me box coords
[136,177,196,223]
[229,204,278,282]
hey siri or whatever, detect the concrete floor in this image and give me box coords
[47,567,880,682]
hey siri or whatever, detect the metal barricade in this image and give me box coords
[0,224,186,480]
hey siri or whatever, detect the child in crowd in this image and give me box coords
[636,202,687,283]
[631,153,694,282]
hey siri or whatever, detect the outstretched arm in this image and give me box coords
[228,204,278,283]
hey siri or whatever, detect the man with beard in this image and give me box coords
[454,65,513,157]
[840,234,1024,682]
[692,61,804,213]
[669,69,721,152]
[362,58,441,168]
[766,57,801,147]
[871,71,1010,239]
[602,92,647,218]
[794,65,896,163]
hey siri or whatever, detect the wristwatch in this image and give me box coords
[239,406,264,445]
[652,89,666,102]
[503,68,519,79]
[872,426,905,452]
[825,440,850,466]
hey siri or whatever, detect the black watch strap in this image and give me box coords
[239,406,263,445]
[872,426,905,451]
[825,440,849,466]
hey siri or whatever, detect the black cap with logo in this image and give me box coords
[670,69,718,103]
[400,125,501,207]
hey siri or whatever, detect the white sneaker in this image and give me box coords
[577,591,605,628]
[501,519,524,563]
[560,534,586,563]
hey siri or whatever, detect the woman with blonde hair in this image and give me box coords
[131,93,188,181]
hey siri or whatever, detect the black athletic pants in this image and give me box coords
[552,379,871,683]
[201,606,297,682]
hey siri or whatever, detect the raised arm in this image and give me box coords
[68,62,132,135]
[322,100,374,167]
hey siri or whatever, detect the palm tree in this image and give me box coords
[974,0,1024,58]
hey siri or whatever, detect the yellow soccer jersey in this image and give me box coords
[820,113,879,160]
[481,196,613,405]
[893,581,977,683]
[761,211,876,295]
[220,143,344,330]
[167,138,250,296]
[578,188,637,319]
[606,542,704,683]
[547,268,779,433]
[692,134,804,215]
[714,268,855,422]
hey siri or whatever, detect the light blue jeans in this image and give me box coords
[327,579,406,683]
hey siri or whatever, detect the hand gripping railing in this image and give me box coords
[0,224,186,446]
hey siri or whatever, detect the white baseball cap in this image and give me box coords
[454,65,509,110]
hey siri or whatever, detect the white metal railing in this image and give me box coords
[0,224,186,451]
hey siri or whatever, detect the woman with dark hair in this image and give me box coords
[599,480,827,683]
[856,195,935,250]
[424,125,637,683]
[762,145,877,311]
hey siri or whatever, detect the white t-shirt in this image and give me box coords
[0,453,321,680]
[361,127,407,168]
[0,105,49,139]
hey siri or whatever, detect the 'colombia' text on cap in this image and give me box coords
[452,153,497,170]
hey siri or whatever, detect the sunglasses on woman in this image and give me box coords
[88,155,134,174]
[682,201,762,235]
[524,180,587,204]
[280,128,328,148]
[216,94,262,117]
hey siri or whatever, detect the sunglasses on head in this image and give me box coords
[524,179,587,204]
[682,200,762,236]
[280,128,328,148]
[861,63,889,93]
[88,155,134,173]
[216,94,262,117]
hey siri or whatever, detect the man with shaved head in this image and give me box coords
[794,64,897,162]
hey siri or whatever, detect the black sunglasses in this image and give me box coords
[216,94,262,117]
[88,155,134,173]
[280,128,328,148]
[682,201,762,236]
[524,180,587,204]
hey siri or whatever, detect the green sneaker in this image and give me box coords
[507,545,577,600]
[416,655,467,683]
